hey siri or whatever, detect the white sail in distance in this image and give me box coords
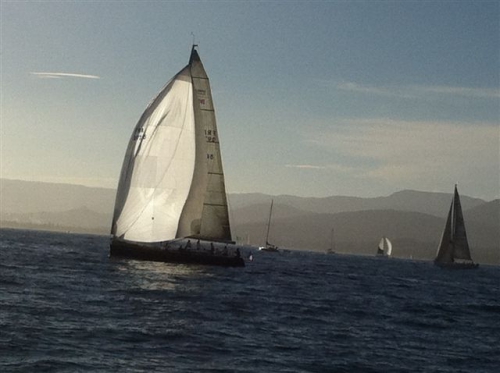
[377,237,392,256]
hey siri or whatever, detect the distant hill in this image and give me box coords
[466,199,500,226]
[229,189,485,218]
[461,199,500,263]
[2,207,111,234]
[0,179,115,214]
[1,178,488,217]
[1,179,498,264]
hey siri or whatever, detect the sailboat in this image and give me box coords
[259,200,279,252]
[326,227,335,254]
[109,46,244,267]
[434,185,478,269]
[376,237,392,257]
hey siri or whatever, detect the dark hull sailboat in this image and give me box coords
[109,46,244,267]
[434,185,478,270]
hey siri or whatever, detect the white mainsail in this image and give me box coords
[111,46,231,244]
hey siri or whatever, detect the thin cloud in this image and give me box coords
[285,163,361,174]
[337,82,499,99]
[285,164,326,170]
[415,85,500,99]
[336,82,408,97]
[31,72,101,79]
[305,118,499,191]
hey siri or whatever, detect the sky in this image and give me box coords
[1,1,499,201]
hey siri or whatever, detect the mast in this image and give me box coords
[451,185,456,241]
[331,227,334,251]
[265,200,274,245]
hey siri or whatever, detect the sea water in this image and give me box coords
[0,228,499,372]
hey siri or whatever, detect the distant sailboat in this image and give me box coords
[259,200,279,252]
[376,237,392,257]
[434,185,478,269]
[109,46,244,267]
[326,227,335,254]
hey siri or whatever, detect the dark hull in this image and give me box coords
[259,248,279,252]
[434,261,479,270]
[110,241,245,267]
[259,244,279,252]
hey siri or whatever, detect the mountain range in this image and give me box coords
[1,179,498,264]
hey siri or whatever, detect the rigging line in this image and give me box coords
[451,191,455,237]
[204,202,227,207]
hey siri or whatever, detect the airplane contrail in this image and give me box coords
[30,72,100,79]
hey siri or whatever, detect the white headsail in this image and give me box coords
[385,238,393,256]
